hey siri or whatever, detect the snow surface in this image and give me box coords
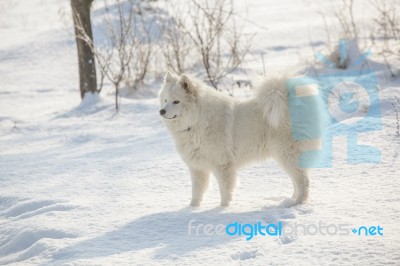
[1,0,400,265]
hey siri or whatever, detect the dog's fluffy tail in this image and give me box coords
[256,71,329,168]
[255,71,296,128]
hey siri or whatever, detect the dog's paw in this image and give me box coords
[279,198,296,208]
[220,201,231,207]
[189,199,200,207]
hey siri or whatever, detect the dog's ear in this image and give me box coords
[164,71,175,83]
[180,74,196,95]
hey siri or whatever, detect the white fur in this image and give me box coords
[159,72,320,207]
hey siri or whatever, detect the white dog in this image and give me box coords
[159,72,322,207]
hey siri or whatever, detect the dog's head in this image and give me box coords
[158,72,199,130]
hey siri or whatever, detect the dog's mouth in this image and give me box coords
[164,115,177,120]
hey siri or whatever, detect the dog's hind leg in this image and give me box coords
[292,170,309,204]
[189,168,210,207]
[214,164,237,207]
[277,155,310,205]
[290,178,299,200]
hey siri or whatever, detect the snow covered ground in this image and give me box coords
[1,0,399,265]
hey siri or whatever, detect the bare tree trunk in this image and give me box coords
[71,0,97,99]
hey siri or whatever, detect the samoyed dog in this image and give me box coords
[159,72,323,207]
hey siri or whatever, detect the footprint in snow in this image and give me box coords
[231,249,260,261]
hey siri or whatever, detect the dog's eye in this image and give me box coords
[173,100,180,104]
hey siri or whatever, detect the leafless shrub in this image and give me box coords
[188,0,253,89]
[369,0,400,77]
[160,7,193,74]
[370,0,400,47]
[317,0,358,47]
[95,0,136,111]
[162,0,253,90]
[315,0,360,69]
[316,0,400,74]
[333,0,358,40]
[124,8,154,91]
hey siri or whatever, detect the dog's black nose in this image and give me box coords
[159,109,166,115]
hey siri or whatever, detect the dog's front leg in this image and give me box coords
[189,168,210,207]
[214,164,237,207]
